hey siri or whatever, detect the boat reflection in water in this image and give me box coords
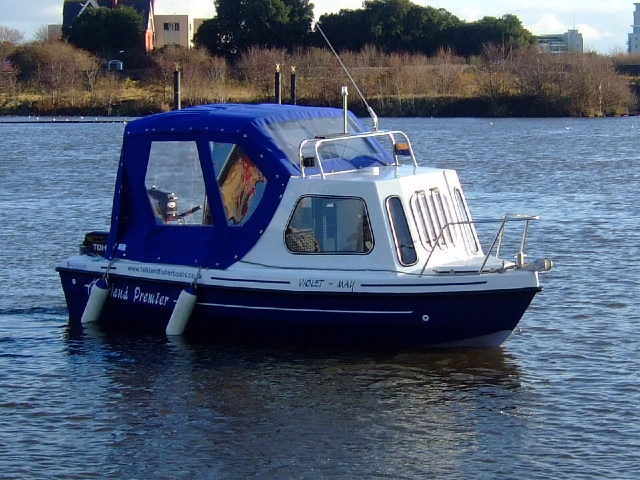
[64,326,527,477]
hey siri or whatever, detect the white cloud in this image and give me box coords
[154,0,214,18]
[315,0,363,19]
[528,14,567,35]
[576,23,612,41]
[43,4,62,18]
[456,7,484,22]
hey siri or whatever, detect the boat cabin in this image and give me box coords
[105,104,482,273]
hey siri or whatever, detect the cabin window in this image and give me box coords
[145,141,210,226]
[210,143,267,226]
[454,188,479,253]
[285,196,373,254]
[386,196,417,266]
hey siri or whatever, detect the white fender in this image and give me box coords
[81,278,109,325]
[166,287,196,336]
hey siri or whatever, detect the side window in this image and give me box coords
[145,141,209,226]
[286,196,373,254]
[386,196,417,266]
[211,143,267,226]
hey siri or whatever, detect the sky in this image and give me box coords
[1,0,637,53]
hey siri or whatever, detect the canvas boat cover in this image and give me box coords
[106,104,391,269]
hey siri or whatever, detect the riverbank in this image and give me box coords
[2,43,636,118]
[0,93,634,118]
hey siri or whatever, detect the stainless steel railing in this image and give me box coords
[420,215,539,275]
[298,130,418,178]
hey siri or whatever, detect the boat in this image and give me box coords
[57,101,552,347]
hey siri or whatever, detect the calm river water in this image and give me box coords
[0,116,638,479]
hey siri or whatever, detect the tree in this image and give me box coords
[8,42,100,106]
[317,1,531,57]
[478,43,513,101]
[0,26,23,60]
[34,25,51,42]
[450,15,533,56]
[318,0,462,54]
[0,25,24,44]
[195,0,314,58]
[67,6,144,58]
[315,8,369,51]
[151,46,229,105]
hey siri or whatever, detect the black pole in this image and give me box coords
[290,66,297,105]
[275,64,282,104]
[173,66,182,110]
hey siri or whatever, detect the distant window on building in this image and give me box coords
[107,59,124,72]
[163,22,180,32]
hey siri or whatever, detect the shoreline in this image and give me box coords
[0,94,635,119]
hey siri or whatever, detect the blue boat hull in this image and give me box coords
[57,268,540,347]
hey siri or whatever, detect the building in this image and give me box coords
[153,0,214,49]
[536,29,584,54]
[56,0,212,51]
[57,0,155,51]
[629,3,640,53]
[153,15,212,49]
[47,24,63,42]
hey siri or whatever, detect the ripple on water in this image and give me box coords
[1,117,640,479]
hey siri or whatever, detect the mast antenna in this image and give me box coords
[316,23,379,131]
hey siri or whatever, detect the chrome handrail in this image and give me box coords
[419,215,539,276]
[298,130,418,179]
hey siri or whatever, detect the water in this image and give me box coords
[1,117,639,479]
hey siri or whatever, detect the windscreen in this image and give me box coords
[263,116,393,168]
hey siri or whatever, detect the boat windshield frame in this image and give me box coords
[298,130,419,178]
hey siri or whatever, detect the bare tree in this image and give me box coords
[0,25,24,43]
[152,46,229,105]
[510,46,556,98]
[478,43,513,100]
[432,47,465,96]
[95,73,124,116]
[33,25,50,43]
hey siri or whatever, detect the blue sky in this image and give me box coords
[1,0,637,53]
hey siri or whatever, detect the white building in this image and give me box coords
[629,3,640,53]
[536,29,583,54]
[47,24,63,42]
[153,0,214,49]
[53,0,215,50]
